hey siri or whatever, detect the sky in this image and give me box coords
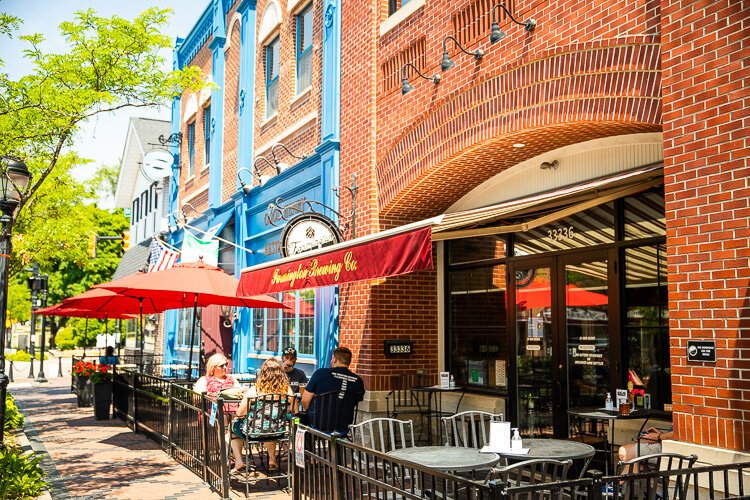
[1,0,209,203]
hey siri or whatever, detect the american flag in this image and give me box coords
[148,239,179,272]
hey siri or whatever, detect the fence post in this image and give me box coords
[8,360,13,382]
[200,393,210,483]
[588,469,603,500]
[133,371,139,434]
[166,382,174,457]
[217,396,230,499]
[28,356,34,378]
[57,356,63,378]
[329,433,341,500]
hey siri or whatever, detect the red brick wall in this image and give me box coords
[341,0,663,390]
[252,0,323,169]
[661,0,750,452]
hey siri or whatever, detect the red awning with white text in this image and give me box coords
[237,220,437,295]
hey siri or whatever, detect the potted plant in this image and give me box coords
[90,364,114,420]
[73,361,94,407]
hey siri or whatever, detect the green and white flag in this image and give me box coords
[181,230,219,266]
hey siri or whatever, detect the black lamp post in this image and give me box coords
[0,155,32,450]
[35,274,48,383]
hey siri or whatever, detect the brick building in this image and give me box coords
[162,0,343,376]
[328,0,746,462]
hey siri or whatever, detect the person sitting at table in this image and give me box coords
[300,346,365,434]
[233,357,293,473]
[618,426,674,473]
[99,346,119,366]
[281,347,308,393]
[193,353,239,398]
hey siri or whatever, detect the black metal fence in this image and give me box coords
[112,369,231,498]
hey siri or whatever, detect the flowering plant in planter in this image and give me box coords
[89,364,114,385]
[73,361,95,378]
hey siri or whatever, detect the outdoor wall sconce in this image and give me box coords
[441,35,483,71]
[237,168,255,195]
[401,62,441,95]
[540,160,559,170]
[271,143,307,174]
[490,3,537,44]
[253,156,276,185]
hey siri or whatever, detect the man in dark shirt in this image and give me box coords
[301,347,365,433]
[282,347,308,393]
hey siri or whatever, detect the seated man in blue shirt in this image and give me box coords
[99,346,119,366]
[300,347,365,434]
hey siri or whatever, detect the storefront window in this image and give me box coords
[447,241,509,393]
[448,235,505,265]
[176,308,199,348]
[513,202,615,256]
[624,244,670,410]
[253,289,315,356]
[623,189,666,240]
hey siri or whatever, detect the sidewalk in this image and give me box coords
[9,376,290,499]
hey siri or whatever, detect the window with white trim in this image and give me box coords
[187,121,196,177]
[176,308,200,348]
[252,290,315,356]
[296,5,313,93]
[265,36,280,118]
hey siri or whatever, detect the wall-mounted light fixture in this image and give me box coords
[271,143,307,174]
[237,168,256,195]
[441,35,484,71]
[253,156,276,185]
[401,62,441,96]
[490,3,537,44]
[540,160,559,170]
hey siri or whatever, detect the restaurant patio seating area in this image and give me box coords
[93,361,750,500]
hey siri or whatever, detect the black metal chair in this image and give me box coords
[486,458,573,500]
[233,393,292,493]
[617,452,698,500]
[303,389,364,437]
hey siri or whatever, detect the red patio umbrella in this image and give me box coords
[516,279,608,309]
[94,260,288,380]
[36,303,137,357]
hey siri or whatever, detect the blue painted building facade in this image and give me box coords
[162,0,342,377]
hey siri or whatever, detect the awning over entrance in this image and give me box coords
[237,219,438,295]
[238,164,662,295]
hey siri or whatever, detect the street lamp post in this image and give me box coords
[0,155,32,450]
[26,263,42,377]
[35,274,48,383]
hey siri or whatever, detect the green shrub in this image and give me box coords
[4,393,24,431]
[54,328,77,350]
[6,350,48,362]
[0,446,47,499]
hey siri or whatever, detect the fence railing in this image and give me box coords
[112,368,230,498]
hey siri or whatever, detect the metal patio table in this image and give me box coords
[386,445,500,472]
[495,438,595,476]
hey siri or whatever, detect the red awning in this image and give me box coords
[238,221,436,295]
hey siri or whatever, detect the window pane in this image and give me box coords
[448,235,506,265]
[299,7,312,52]
[266,79,278,117]
[188,123,195,176]
[624,245,670,411]
[447,263,508,393]
[513,202,615,256]
[177,309,198,347]
[624,189,665,240]
[217,222,234,275]
[203,105,211,165]
[266,38,280,118]
[297,49,312,92]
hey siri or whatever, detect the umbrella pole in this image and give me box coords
[186,296,198,383]
[139,299,144,366]
[83,318,88,358]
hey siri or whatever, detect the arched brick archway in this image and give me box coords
[377,41,663,220]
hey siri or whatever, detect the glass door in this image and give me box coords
[512,251,613,439]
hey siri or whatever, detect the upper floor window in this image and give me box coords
[187,121,196,177]
[203,104,211,166]
[296,5,313,93]
[266,36,280,118]
[388,0,411,15]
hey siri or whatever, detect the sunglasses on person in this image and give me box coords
[218,363,228,368]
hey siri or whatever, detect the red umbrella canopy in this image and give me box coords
[35,303,137,320]
[516,278,608,309]
[94,260,288,309]
[60,288,184,315]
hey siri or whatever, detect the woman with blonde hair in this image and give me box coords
[193,353,239,397]
[234,357,293,472]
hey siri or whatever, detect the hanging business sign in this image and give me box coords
[280,213,343,258]
[687,340,716,362]
[238,225,434,295]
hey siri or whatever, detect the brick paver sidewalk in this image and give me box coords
[10,377,290,499]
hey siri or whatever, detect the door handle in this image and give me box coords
[553,381,562,408]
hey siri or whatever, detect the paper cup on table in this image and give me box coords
[489,421,511,450]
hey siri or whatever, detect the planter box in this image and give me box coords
[75,376,92,407]
[92,382,113,420]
